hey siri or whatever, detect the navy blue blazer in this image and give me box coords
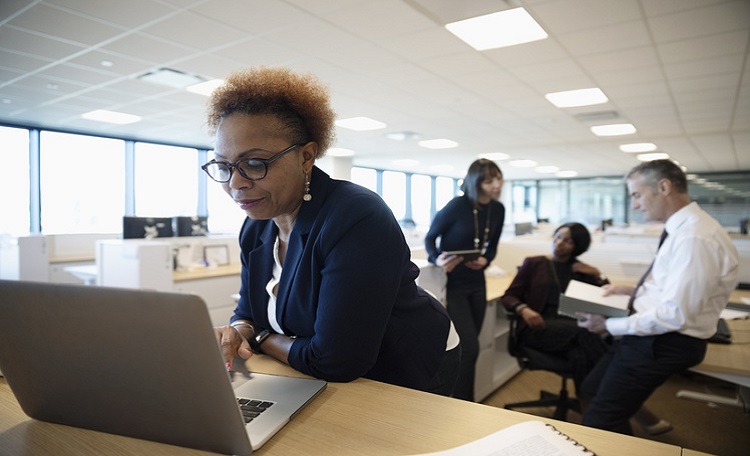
[232,167,451,390]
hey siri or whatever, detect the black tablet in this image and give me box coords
[443,249,482,261]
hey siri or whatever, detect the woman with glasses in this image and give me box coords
[207,67,459,396]
[424,159,506,401]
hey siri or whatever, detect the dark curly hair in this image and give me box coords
[554,222,591,258]
[206,66,337,157]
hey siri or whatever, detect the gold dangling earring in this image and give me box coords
[303,173,312,202]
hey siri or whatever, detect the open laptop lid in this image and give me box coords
[0,280,252,456]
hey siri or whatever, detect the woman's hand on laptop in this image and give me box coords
[215,325,254,370]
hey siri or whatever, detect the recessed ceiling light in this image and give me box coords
[327,148,355,157]
[418,139,458,149]
[590,123,636,136]
[335,117,386,131]
[479,152,510,161]
[186,79,224,96]
[100,60,114,68]
[81,109,141,125]
[535,165,560,173]
[556,170,578,178]
[619,142,657,153]
[446,8,548,51]
[509,159,537,168]
[545,88,608,108]
[637,152,670,161]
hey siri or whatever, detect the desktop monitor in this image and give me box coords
[174,216,208,237]
[514,222,534,236]
[122,216,174,240]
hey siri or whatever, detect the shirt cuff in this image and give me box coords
[605,317,628,336]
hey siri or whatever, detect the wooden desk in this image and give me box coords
[172,263,242,282]
[676,289,750,407]
[0,356,683,456]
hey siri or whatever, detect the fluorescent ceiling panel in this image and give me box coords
[619,142,657,153]
[81,109,141,125]
[545,88,608,108]
[479,152,510,161]
[335,116,386,131]
[445,8,548,51]
[637,152,670,161]
[590,123,636,136]
[418,139,458,149]
[186,79,224,96]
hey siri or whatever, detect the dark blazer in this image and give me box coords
[232,166,451,390]
[500,255,606,332]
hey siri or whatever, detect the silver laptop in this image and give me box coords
[0,280,326,455]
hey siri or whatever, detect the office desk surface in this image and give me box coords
[1,355,682,456]
[172,263,242,282]
[697,317,750,377]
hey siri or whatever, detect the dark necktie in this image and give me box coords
[627,229,668,315]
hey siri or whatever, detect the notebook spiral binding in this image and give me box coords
[544,423,597,455]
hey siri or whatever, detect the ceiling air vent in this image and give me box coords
[573,111,620,123]
[137,68,204,89]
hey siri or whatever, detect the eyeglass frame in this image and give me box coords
[201,143,304,183]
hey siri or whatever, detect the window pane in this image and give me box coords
[350,167,377,192]
[411,174,432,229]
[135,143,198,217]
[382,171,406,220]
[0,126,30,235]
[40,131,125,234]
[569,177,624,226]
[435,176,455,211]
[538,180,565,225]
[206,167,246,234]
[512,180,537,224]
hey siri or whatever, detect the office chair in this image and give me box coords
[504,311,581,421]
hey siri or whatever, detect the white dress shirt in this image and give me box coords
[606,202,739,338]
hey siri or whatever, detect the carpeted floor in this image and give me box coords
[482,369,750,456]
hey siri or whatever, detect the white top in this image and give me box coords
[264,236,285,335]
[606,202,739,338]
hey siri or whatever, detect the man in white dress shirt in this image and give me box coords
[576,159,739,434]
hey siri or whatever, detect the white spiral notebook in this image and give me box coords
[411,420,595,456]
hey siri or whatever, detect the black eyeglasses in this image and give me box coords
[201,143,302,183]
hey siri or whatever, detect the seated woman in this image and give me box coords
[207,66,459,396]
[501,222,671,434]
[501,222,608,394]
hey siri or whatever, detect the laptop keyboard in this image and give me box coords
[237,397,275,423]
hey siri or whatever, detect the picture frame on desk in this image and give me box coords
[204,245,229,266]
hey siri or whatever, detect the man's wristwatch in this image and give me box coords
[249,329,271,354]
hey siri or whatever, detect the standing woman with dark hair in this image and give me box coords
[425,159,505,401]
